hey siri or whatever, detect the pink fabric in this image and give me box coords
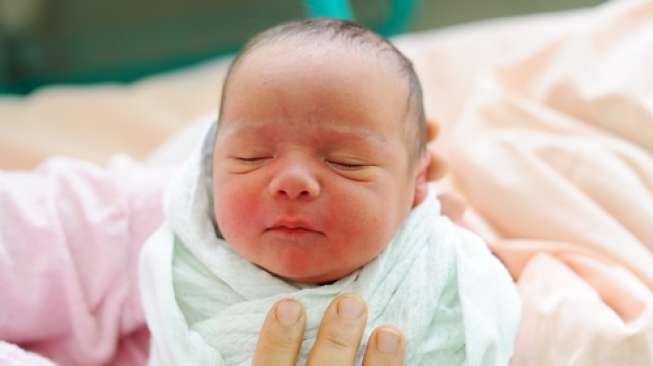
[0,156,172,365]
[429,1,653,364]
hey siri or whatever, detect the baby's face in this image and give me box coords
[213,42,424,283]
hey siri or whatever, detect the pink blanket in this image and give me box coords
[1,0,652,364]
[0,157,169,365]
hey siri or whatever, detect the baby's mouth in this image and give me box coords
[265,219,325,236]
[267,226,321,235]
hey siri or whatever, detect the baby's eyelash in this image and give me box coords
[327,160,367,170]
[234,157,270,162]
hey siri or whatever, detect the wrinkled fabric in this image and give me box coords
[400,0,653,364]
[139,122,520,365]
[0,156,168,365]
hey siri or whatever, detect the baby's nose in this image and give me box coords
[268,163,320,200]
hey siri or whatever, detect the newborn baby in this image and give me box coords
[140,18,520,365]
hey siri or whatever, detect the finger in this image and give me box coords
[307,293,368,366]
[252,299,306,366]
[438,192,467,222]
[362,325,406,366]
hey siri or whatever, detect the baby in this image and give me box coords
[140,18,520,365]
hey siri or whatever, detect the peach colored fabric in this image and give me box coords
[2,0,652,364]
[0,61,229,170]
[410,0,653,364]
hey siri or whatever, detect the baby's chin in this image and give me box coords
[225,228,396,284]
[267,266,360,285]
[268,242,384,284]
[256,251,360,284]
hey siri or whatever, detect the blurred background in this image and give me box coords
[1,0,605,95]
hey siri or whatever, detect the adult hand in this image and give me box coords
[252,293,405,366]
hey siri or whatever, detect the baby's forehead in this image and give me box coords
[224,44,408,117]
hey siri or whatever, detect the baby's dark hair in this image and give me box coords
[218,18,427,166]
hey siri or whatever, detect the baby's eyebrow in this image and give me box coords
[320,125,389,144]
[223,123,389,146]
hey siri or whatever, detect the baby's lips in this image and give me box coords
[267,217,323,234]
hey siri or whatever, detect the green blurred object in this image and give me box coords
[305,0,417,37]
[375,0,417,36]
[0,0,605,95]
[305,0,354,20]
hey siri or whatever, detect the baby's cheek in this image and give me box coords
[214,184,260,240]
[328,189,387,239]
[327,191,395,260]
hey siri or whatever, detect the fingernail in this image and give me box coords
[276,300,301,326]
[376,328,400,353]
[337,296,364,320]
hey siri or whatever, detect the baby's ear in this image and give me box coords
[426,118,439,142]
[412,152,432,207]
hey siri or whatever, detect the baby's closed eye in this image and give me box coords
[234,156,272,163]
[324,156,381,181]
[326,160,369,170]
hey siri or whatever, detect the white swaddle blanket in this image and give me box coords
[139,121,521,365]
